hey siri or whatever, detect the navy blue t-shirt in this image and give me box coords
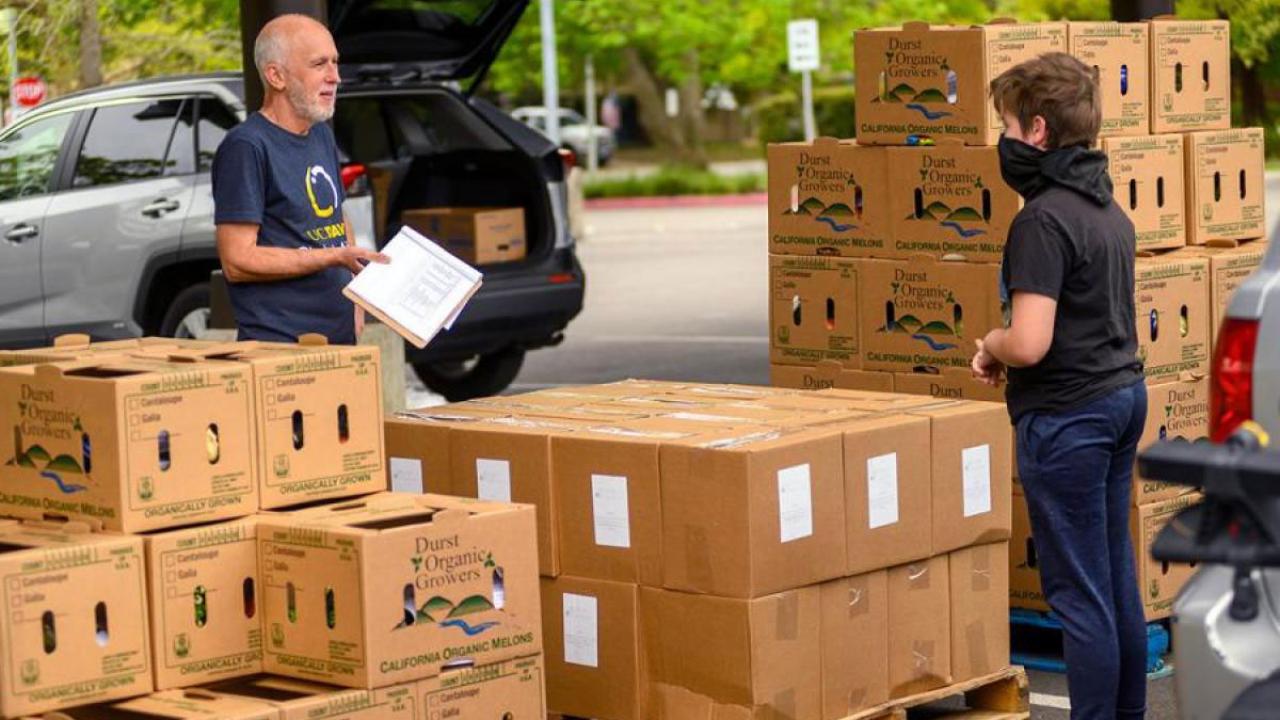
[211,112,355,344]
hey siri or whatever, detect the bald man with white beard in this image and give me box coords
[212,14,388,344]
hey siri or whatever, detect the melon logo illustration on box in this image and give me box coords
[174,633,191,658]
[21,659,39,686]
[781,152,864,233]
[878,270,964,352]
[875,39,956,120]
[396,538,506,637]
[7,389,90,495]
[905,155,992,240]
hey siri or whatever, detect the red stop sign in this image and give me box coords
[13,77,45,108]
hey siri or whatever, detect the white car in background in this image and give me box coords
[512,106,615,165]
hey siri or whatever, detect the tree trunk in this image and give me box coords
[622,46,689,161]
[677,48,709,169]
[1233,57,1269,129]
[78,0,103,89]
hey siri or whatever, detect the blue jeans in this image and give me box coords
[1016,381,1148,720]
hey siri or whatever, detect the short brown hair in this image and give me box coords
[990,52,1101,149]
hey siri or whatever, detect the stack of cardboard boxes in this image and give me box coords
[0,336,545,719]
[769,17,1267,624]
[387,381,1014,719]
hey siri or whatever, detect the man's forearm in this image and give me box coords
[223,246,337,283]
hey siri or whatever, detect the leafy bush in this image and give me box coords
[752,86,856,148]
[584,166,765,199]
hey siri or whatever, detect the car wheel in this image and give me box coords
[158,283,212,339]
[412,348,526,401]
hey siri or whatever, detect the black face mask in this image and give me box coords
[998,135,1047,199]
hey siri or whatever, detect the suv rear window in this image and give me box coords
[73,98,185,188]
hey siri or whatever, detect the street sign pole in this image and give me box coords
[788,19,820,142]
[540,0,560,146]
[585,54,598,172]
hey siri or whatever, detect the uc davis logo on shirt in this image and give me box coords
[305,165,338,219]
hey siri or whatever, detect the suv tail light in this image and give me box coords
[340,163,367,193]
[1209,317,1259,442]
[558,147,576,174]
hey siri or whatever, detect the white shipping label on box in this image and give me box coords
[777,463,815,543]
[866,452,900,529]
[476,458,512,502]
[962,444,993,518]
[563,592,600,668]
[389,457,424,494]
[591,474,632,548]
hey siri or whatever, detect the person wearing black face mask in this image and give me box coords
[972,53,1145,720]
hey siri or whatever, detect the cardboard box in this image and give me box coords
[383,407,509,496]
[257,493,541,688]
[0,336,200,369]
[415,655,546,718]
[819,572,889,719]
[1008,488,1049,612]
[0,520,152,718]
[1191,240,1269,350]
[892,368,1006,402]
[28,689,279,719]
[541,576,645,720]
[145,517,263,690]
[0,357,257,532]
[840,414,934,574]
[166,339,386,510]
[200,674,420,719]
[401,207,527,265]
[885,145,1021,262]
[908,402,1012,554]
[1149,19,1231,133]
[659,427,848,598]
[1069,22,1150,137]
[1103,134,1186,250]
[769,255,862,368]
[948,542,1010,683]
[1135,377,1206,505]
[1134,493,1201,621]
[641,586,822,720]
[1185,128,1268,245]
[767,139,891,258]
[855,22,1068,146]
[887,556,951,698]
[858,258,1003,373]
[1135,253,1210,381]
[771,363,895,392]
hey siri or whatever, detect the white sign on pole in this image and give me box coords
[787,19,820,74]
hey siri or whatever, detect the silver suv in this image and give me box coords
[0,0,585,401]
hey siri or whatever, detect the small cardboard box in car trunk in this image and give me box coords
[401,207,527,266]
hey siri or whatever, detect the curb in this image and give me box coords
[585,192,767,210]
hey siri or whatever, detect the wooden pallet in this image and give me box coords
[842,666,1030,720]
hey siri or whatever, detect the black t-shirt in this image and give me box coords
[1002,185,1143,421]
[211,113,354,344]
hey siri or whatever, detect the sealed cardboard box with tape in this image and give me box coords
[541,576,645,720]
[769,255,862,368]
[401,207,527,266]
[257,493,541,688]
[641,585,822,720]
[1102,134,1186,250]
[771,362,895,393]
[767,139,891,258]
[0,356,257,532]
[948,542,1010,684]
[885,145,1022,263]
[0,520,153,718]
[855,22,1068,146]
[887,555,951,698]
[382,406,510,496]
[1069,22,1150,137]
[1184,128,1267,245]
[1134,376,1206,505]
[659,426,848,598]
[1148,19,1231,133]
[145,517,262,690]
[858,258,1004,373]
[819,572,889,719]
[1135,252,1210,382]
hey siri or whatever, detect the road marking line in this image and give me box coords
[1031,692,1071,710]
